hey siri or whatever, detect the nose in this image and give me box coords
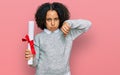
[51,20,55,26]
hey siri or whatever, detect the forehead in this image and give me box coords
[46,10,59,18]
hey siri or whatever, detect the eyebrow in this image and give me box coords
[46,17,59,19]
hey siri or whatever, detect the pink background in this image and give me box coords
[0,0,120,75]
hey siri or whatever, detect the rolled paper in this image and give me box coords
[28,21,34,65]
[22,21,35,65]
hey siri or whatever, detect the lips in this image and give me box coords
[50,27,57,31]
[50,27,56,29]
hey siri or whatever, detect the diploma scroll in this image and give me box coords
[28,21,34,65]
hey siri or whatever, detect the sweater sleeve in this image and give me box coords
[65,19,92,40]
[31,35,40,67]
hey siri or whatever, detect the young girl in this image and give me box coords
[25,2,91,75]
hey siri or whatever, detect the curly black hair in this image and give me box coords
[35,2,70,30]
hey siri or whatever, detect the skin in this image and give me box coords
[25,10,71,60]
[46,10,60,32]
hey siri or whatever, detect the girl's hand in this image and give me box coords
[61,22,71,36]
[25,49,34,60]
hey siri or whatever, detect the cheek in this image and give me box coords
[46,22,51,28]
[56,21,60,27]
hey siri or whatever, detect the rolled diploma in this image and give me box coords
[28,21,34,65]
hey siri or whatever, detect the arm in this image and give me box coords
[65,19,92,40]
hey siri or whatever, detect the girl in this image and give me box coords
[25,2,91,75]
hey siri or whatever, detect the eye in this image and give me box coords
[54,18,59,21]
[46,18,51,21]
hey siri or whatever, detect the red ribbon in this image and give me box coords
[22,35,36,55]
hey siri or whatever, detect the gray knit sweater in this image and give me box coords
[32,19,91,75]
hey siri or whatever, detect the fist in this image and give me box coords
[61,22,71,36]
[25,49,34,60]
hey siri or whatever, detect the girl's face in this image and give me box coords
[46,10,60,32]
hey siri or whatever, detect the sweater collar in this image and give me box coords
[44,29,60,34]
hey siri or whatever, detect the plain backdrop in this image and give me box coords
[0,0,120,75]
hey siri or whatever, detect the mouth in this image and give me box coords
[50,27,57,31]
[50,27,56,29]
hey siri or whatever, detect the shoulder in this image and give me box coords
[34,31,45,39]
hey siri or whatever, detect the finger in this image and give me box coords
[26,49,30,52]
[66,24,70,29]
[61,27,68,35]
[25,50,30,54]
[25,51,30,55]
[25,57,31,60]
[65,23,71,31]
[63,30,68,35]
[64,25,69,31]
[25,54,30,58]
[62,26,69,33]
[64,26,70,33]
[25,50,32,54]
[63,22,71,29]
[61,28,67,37]
[25,54,33,60]
[61,25,69,34]
[25,52,33,57]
